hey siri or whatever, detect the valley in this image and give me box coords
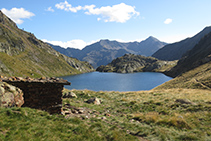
[0,7,211,141]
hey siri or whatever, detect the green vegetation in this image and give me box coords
[0,11,94,78]
[1,10,211,141]
[1,88,211,140]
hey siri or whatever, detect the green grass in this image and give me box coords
[0,107,136,141]
[1,88,211,140]
[62,89,211,140]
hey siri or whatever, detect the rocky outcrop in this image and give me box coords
[97,54,177,73]
[0,81,24,108]
[86,97,101,105]
[62,54,94,73]
[63,91,77,98]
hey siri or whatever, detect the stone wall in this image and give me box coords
[1,76,71,114]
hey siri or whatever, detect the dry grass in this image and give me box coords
[1,88,211,140]
[158,62,211,89]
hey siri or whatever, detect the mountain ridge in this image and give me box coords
[152,26,211,61]
[164,30,211,77]
[50,36,167,68]
[0,10,94,78]
[155,29,211,89]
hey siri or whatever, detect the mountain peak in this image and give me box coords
[146,36,159,41]
[203,25,211,30]
[100,39,110,42]
[0,10,17,28]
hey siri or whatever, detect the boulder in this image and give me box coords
[86,97,101,105]
[175,99,196,105]
[0,82,24,107]
[63,92,77,98]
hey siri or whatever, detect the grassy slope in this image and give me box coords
[0,50,81,78]
[157,61,211,90]
[1,88,211,140]
[0,17,93,78]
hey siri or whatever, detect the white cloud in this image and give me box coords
[55,1,82,12]
[42,39,99,50]
[84,3,140,23]
[46,7,54,12]
[55,2,140,23]
[1,8,35,24]
[164,18,173,24]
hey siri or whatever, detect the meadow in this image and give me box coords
[1,88,211,140]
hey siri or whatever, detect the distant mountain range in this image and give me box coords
[50,36,167,68]
[0,11,94,77]
[152,26,211,61]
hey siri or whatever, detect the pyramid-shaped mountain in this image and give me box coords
[50,36,167,68]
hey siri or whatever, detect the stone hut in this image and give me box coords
[1,76,71,114]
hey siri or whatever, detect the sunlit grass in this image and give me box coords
[1,88,211,140]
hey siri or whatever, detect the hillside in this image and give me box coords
[0,11,94,78]
[156,62,211,90]
[152,26,211,61]
[96,54,177,73]
[156,31,211,89]
[165,30,211,77]
[50,36,167,68]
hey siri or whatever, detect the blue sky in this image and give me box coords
[1,0,211,49]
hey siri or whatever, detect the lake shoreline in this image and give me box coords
[61,71,172,92]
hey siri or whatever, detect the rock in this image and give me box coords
[0,82,24,107]
[86,97,101,105]
[206,101,211,104]
[63,92,77,98]
[97,116,107,120]
[104,113,111,116]
[4,83,17,92]
[71,109,78,114]
[63,110,72,115]
[78,109,84,114]
[0,85,5,94]
[175,99,196,105]
[96,54,177,73]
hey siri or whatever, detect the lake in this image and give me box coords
[61,72,172,92]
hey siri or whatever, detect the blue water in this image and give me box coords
[61,72,172,92]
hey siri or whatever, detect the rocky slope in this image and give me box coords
[152,26,211,61]
[50,36,167,68]
[156,31,211,89]
[165,30,211,77]
[96,54,177,73]
[0,11,94,78]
